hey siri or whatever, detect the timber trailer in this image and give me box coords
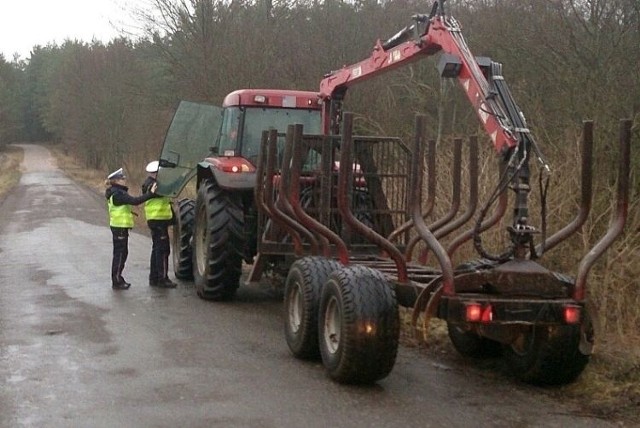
[156,0,632,385]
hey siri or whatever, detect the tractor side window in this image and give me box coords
[218,107,242,155]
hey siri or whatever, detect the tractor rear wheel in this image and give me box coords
[502,324,589,385]
[447,322,502,358]
[193,179,245,301]
[318,265,399,384]
[284,257,341,359]
[172,198,195,280]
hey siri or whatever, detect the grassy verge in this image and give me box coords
[0,145,24,201]
[50,145,111,194]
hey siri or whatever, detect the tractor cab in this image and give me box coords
[216,89,323,167]
[156,90,322,196]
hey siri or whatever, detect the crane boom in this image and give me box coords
[319,0,549,261]
[319,2,533,158]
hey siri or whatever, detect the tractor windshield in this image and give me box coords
[218,106,321,165]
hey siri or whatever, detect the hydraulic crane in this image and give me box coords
[319,0,550,262]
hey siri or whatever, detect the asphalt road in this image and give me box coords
[0,144,622,428]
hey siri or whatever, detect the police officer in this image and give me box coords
[142,161,177,288]
[105,168,156,290]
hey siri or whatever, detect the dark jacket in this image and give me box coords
[105,183,153,206]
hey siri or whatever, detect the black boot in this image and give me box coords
[154,278,177,288]
[112,279,131,290]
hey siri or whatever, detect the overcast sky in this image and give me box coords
[0,0,146,60]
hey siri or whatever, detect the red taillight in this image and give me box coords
[465,302,482,322]
[563,305,581,324]
[464,302,493,323]
[481,305,493,323]
[213,157,256,173]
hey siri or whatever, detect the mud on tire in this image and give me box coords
[193,179,245,301]
[172,198,195,280]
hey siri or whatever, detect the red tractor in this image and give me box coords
[156,89,322,300]
[157,0,631,385]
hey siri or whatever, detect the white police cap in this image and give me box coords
[146,161,159,173]
[107,168,126,180]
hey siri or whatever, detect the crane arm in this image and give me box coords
[319,1,550,261]
[319,2,532,157]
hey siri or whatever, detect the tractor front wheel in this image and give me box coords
[193,179,245,301]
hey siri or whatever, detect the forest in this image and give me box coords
[0,0,638,345]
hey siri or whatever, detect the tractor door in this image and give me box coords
[156,100,223,197]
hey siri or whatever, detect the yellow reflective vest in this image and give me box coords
[144,196,172,221]
[108,195,134,228]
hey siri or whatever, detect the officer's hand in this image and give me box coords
[151,182,158,194]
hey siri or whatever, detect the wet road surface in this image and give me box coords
[0,144,622,427]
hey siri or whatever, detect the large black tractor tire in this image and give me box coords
[284,257,341,360]
[502,324,590,385]
[172,198,195,280]
[318,265,400,384]
[193,179,245,301]
[447,322,502,359]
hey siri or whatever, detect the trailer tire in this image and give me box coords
[503,324,589,385]
[193,179,244,301]
[318,265,399,384]
[447,323,502,358]
[172,198,195,280]
[284,257,341,359]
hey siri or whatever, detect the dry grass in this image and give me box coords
[0,145,24,201]
[559,337,640,422]
[50,145,112,194]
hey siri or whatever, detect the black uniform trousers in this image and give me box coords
[111,227,129,285]
[148,220,171,282]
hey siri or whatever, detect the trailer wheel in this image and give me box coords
[503,324,589,385]
[193,179,244,301]
[172,198,195,280]
[318,265,399,384]
[447,322,502,358]
[284,257,341,359]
